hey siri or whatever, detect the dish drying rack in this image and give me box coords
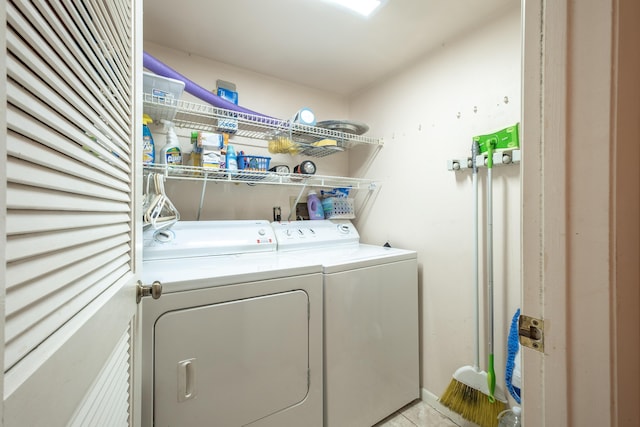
[143,94,383,158]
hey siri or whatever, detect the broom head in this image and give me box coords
[439,366,508,427]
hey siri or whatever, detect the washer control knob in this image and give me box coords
[258,228,266,236]
[338,224,351,234]
[286,229,293,237]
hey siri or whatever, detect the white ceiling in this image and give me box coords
[143,0,517,96]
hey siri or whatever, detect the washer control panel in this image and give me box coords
[272,220,359,251]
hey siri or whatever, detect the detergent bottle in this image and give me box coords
[142,114,155,165]
[159,120,182,167]
[307,190,325,220]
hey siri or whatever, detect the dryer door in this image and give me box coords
[154,290,310,426]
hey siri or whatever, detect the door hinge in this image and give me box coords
[136,280,163,304]
[518,314,544,352]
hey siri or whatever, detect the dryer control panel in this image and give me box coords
[143,220,276,260]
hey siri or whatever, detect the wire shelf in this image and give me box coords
[143,94,383,158]
[144,164,377,190]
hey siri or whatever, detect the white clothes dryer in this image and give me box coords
[272,220,419,427]
[141,220,323,427]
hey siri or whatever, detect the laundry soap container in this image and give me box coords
[307,190,324,220]
[142,114,155,165]
[159,120,182,167]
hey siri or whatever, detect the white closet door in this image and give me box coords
[2,0,142,425]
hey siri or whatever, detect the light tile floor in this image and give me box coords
[373,400,460,427]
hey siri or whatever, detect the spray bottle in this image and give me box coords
[159,120,182,167]
[142,114,155,165]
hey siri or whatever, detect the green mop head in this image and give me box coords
[474,123,520,154]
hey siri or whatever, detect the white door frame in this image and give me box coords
[521,0,640,425]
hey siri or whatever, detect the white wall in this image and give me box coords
[144,1,522,408]
[349,5,522,404]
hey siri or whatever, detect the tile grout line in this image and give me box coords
[399,412,420,426]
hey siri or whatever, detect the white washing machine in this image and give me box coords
[140,220,323,427]
[272,220,419,427]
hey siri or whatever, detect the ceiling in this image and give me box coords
[143,0,517,96]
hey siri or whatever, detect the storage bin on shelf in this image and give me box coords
[142,72,185,122]
[322,197,355,219]
[238,154,271,171]
[234,154,271,181]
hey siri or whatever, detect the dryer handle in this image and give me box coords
[178,358,197,402]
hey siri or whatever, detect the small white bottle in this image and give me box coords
[498,406,522,427]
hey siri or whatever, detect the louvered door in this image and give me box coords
[3,0,142,425]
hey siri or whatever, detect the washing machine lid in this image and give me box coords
[285,243,416,273]
[143,220,276,261]
[321,244,416,273]
[142,252,322,293]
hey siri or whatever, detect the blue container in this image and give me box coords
[238,155,271,171]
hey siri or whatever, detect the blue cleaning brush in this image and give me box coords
[506,308,522,403]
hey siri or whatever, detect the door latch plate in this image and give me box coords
[518,314,544,352]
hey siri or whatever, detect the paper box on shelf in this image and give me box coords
[199,132,224,169]
[216,83,239,133]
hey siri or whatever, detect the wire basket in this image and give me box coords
[322,197,355,219]
[238,155,271,171]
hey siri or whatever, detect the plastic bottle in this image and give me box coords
[159,120,182,167]
[190,131,201,167]
[226,144,238,174]
[307,190,325,220]
[142,114,155,165]
[497,406,522,427]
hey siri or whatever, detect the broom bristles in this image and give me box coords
[439,377,507,427]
